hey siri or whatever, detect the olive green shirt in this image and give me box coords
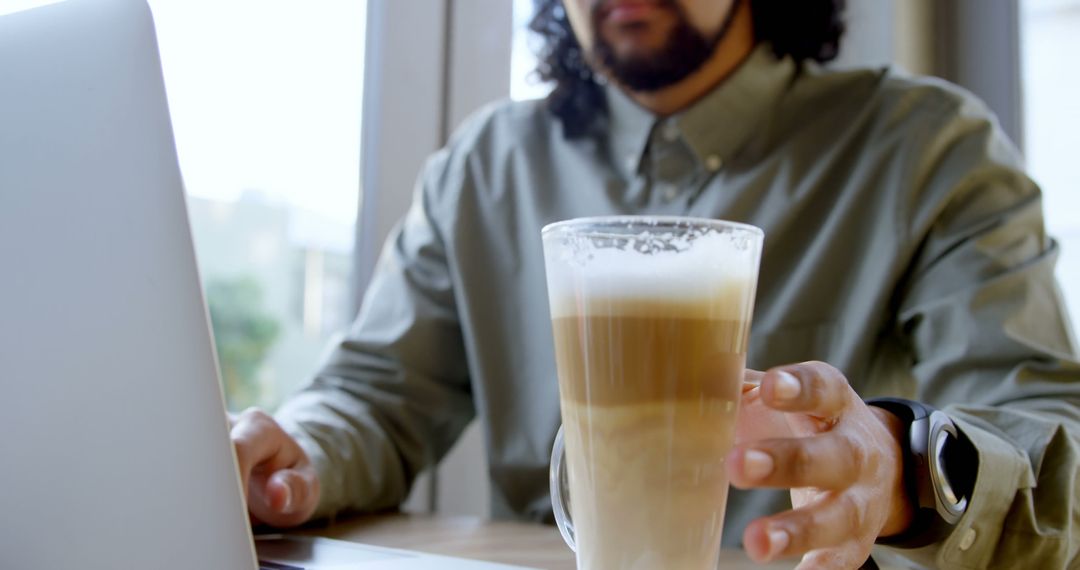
[277,46,1080,568]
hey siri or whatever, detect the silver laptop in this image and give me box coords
[0,1,528,568]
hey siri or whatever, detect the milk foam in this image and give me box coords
[545,231,758,320]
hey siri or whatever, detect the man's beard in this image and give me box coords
[590,0,737,92]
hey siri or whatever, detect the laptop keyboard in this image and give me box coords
[258,562,305,570]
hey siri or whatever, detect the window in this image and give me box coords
[148,0,367,411]
[1022,0,1080,332]
[510,0,551,101]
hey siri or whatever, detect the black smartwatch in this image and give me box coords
[865,397,979,548]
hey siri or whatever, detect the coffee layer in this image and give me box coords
[552,314,748,406]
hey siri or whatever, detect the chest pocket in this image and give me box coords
[748,321,839,371]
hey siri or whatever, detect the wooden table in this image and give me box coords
[297,513,794,569]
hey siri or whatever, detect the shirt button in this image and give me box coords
[661,121,680,142]
[660,184,679,202]
[958,528,977,551]
[705,154,723,172]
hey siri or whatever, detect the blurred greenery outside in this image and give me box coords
[187,195,354,414]
[206,277,281,411]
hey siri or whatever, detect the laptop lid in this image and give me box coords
[0,3,538,568]
[0,0,258,567]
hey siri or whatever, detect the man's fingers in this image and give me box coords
[264,471,295,513]
[741,368,765,394]
[727,431,863,490]
[228,408,320,528]
[248,465,320,528]
[743,491,872,563]
[795,547,873,570]
[266,468,318,514]
[760,361,853,417]
[231,408,303,493]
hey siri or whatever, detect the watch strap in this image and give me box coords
[865,397,975,548]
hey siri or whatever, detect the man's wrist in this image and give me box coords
[869,405,915,537]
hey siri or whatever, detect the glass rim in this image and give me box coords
[541,215,763,239]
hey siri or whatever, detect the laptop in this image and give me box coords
[0,1,530,568]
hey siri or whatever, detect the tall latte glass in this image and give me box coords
[542,217,763,570]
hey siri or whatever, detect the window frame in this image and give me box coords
[352,0,513,516]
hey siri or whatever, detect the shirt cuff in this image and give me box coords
[882,412,1028,569]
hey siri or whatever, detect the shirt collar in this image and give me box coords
[604,44,796,174]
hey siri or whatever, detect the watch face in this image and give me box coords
[933,434,962,506]
[866,399,975,548]
[929,412,968,523]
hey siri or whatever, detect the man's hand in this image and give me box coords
[728,362,913,569]
[230,408,320,528]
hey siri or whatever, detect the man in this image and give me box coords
[229,0,1080,567]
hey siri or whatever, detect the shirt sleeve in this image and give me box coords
[274,148,475,520]
[884,93,1080,568]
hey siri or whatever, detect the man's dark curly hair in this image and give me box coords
[528,0,846,137]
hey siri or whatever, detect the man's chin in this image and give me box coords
[598,35,675,68]
[607,71,683,92]
[605,45,666,69]
[592,14,715,92]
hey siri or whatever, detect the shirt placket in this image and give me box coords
[644,119,706,213]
